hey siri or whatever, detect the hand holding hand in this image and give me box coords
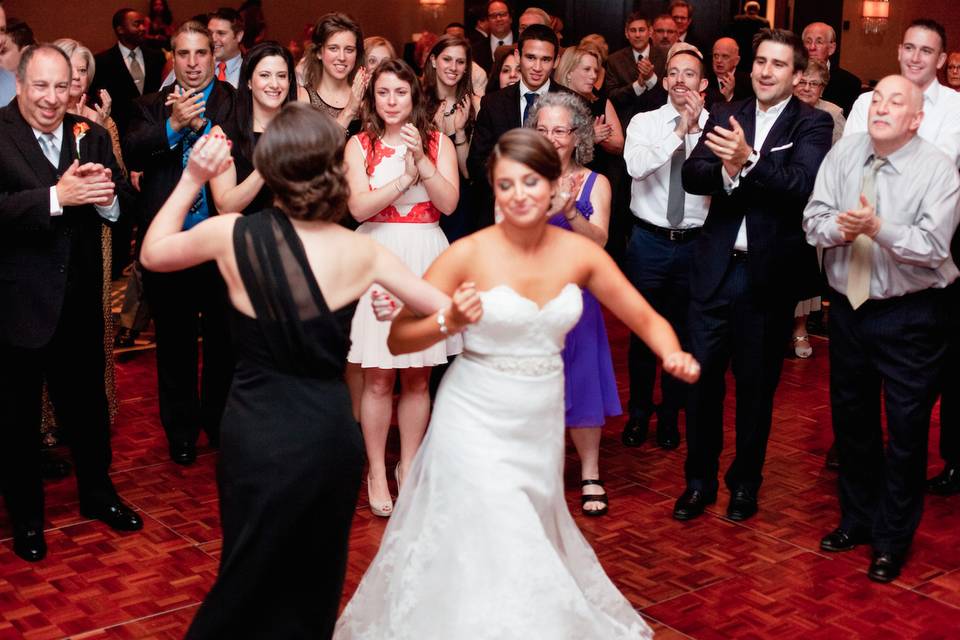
[663,351,701,383]
[446,281,483,332]
[185,132,233,184]
[371,290,403,322]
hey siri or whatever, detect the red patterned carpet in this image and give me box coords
[2,316,959,639]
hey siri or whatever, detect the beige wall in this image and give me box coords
[839,0,960,84]
[3,0,463,58]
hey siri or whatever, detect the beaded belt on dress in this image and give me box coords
[463,352,563,376]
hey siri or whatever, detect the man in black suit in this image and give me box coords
[468,23,571,228]
[470,0,516,73]
[90,8,165,138]
[705,37,754,108]
[604,13,668,121]
[124,21,235,467]
[802,22,861,116]
[670,0,705,52]
[0,44,142,563]
[675,29,833,522]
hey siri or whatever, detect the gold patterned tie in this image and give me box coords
[846,155,887,309]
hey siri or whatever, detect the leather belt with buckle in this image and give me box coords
[634,218,701,242]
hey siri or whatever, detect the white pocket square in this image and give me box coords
[769,142,794,152]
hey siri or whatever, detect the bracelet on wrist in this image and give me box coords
[394,180,406,194]
[436,308,449,336]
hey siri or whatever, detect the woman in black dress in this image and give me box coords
[139,104,451,639]
[210,41,296,216]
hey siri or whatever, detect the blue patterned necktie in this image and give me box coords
[181,126,209,229]
[523,92,537,126]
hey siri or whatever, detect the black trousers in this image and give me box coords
[936,281,960,466]
[143,263,234,446]
[622,224,696,420]
[829,288,948,554]
[0,275,117,531]
[684,259,794,495]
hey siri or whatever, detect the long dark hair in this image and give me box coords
[303,12,364,90]
[360,58,434,170]
[422,34,475,131]
[486,44,518,93]
[235,41,297,161]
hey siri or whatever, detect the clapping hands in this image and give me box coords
[55,161,115,207]
[166,86,206,132]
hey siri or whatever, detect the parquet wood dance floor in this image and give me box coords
[1,316,959,639]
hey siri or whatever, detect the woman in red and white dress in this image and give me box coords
[345,58,460,517]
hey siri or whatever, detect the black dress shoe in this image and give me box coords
[868,551,904,583]
[673,488,716,521]
[726,486,758,521]
[80,500,143,532]
[824,443,840,471]
[169,440,197,465]
[13,528,47,562]
[656,409,680,450]
[114,327,139,349]
[927,464,960,496]
[820,526,870,552]
[621,414,649,447]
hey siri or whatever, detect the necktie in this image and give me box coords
[39,133,59,167]
[181,127,209,229]
[846,155,887,309]
[217,61,227,82]
[522,92,537,126]
[666,116,686,227]
[498,40,504,47]
[128,50,145,94]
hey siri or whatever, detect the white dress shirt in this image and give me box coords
[624,100,710,228]
[490,32,514,56]
[117,42,145,80]
[35,122,120,222]
[723,95,793,250]
[518,79,551,125]
[844,80,960,167]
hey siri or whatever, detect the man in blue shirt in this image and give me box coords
[124,20,236,467]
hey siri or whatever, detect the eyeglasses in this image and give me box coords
[671,15,690,23]
[536,126,574,139]
[488,11,509,19]
[797,79,824,89]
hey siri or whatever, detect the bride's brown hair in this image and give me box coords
[486,128,562,186]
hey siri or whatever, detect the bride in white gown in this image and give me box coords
[334,129,700,640]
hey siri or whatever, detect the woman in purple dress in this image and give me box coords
[528,92,621,516]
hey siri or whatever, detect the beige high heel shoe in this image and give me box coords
[367,474,393,517]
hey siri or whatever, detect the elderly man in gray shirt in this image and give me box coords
[804,74,960,583]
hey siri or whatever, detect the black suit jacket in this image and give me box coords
[0,105,126,348]
[821,64,862,117]
[704,71,754,109]
[90,43,166,138]
[682,97,833,304]
[123,80,236,244]
[466,80,576,227]
[470,30,516,73]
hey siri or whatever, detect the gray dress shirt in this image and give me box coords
[804,133,960,300]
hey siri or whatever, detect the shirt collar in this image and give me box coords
[519,78,550,97]
[662,100,709,129]
[32,121,64,144]
[871,134,922,174]
[756,94,792,118]
[118,42,140,59]
[923,80,941,106]
[224,53,243,72]
[491,32,513,46]
[633,44,651,61]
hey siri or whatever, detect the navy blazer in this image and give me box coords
[0,105,127,348]
[682,96,833,304]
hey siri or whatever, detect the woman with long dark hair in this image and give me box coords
[345,58,460,518]
[211,41,296,216]
[140,103,451,639]
[298,12,366,136]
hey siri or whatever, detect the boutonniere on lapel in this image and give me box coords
[73,122,91,159]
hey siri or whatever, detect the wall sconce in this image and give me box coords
[420,0,446,19]
[862,0,890,34]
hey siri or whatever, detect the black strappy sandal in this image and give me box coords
[580,479,609,517]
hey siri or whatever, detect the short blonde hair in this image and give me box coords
[53,38,96,82]
[554,45,602,94]
[363,36,396,60]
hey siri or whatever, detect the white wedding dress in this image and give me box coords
[334,284,652,640]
